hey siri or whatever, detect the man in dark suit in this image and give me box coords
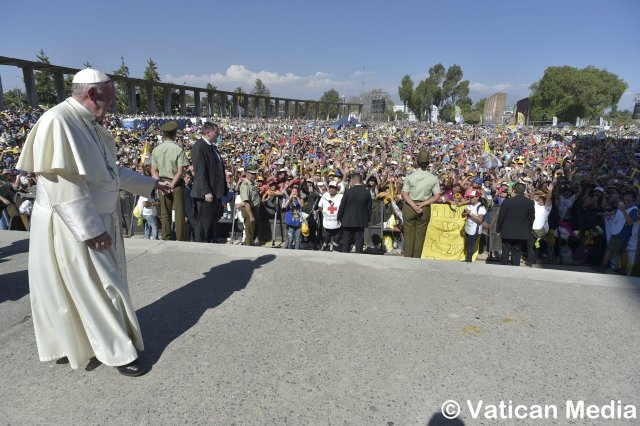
[496,182,535,266]
[337,171,372,253]
[190,122,228,243]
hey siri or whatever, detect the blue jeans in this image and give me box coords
[143,214,159,239]
[287,225,301,249]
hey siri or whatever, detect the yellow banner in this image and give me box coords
[421,204,478,261]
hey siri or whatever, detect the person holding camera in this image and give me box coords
[282,186,305,249]
[463,190,487,262]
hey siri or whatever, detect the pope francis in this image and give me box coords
[17,68,172,376]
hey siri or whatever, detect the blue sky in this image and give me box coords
[2,0,639,110]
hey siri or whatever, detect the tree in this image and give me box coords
[606,108,633,126]
[529,66,627,123]
[202,83,220,116]
[319,89,341,119]
[112,56,130,113]
[404,63,470,121]
[398,75,413,113]
[251,79,270,97]
[35,49,56,107]
[140,58,163,113]
[3,88,27,109]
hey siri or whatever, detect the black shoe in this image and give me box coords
[55,357,69,365]
[116,360,150,377]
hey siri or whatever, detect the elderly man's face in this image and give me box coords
[89,82,116,120]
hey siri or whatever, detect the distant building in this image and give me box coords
[393,104,417,121]
[483,92,506,123]
[515,97,531,125]
[633,94,640,120]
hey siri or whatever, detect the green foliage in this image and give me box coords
[251,79,270,97]
[3,88,27,108]
[398,75,413,112]
[35,49,56,107]
[606,108,633,126]
[112,56,130,113]
[529,65,627,123]
[140,58,163,113]
[319,89,341,118]
[203,83,220,115]
[403,63,470,121]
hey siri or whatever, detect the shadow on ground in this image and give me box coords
[0,238,30,303]
[136,254,276,366]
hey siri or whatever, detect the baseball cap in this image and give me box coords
[328,181,338,188]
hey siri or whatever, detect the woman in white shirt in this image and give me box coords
[463,190,487,262]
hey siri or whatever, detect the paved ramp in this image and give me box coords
[1,231,638,425]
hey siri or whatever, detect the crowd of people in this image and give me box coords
[2,68,640,379]
[2,104,640,274]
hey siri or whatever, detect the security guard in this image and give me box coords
[151,121,190,241]
[401,150,441,258]
[240,166,262,246]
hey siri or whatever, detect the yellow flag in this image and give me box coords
[484,138,491,154]
[517,112,524,126]
[140,141,151,165]
[362,130,369,141]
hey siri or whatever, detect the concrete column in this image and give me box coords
[0,74,4,111]
[146,83,155,114]
[179,89,186,115]
[274,99,280,118]
[294,101,299,118]
[54,72,66,103]
[316,102,320,120]
[208,91,215,117]
[358,104,363,116]
[163,87,172,115]
[242,96,249,117]
[255,97,260,118]
[304,102,309,119]
[220,94,227,117]
[284,100,290,118]
[232,94,239,118]
[22,66,38,107]
[126,82,136,114]
[194,91,201,117]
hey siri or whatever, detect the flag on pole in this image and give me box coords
[140,141,151,165]
[481,138,502,169]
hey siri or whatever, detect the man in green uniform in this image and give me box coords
[240,166,262,246]
[401,150,441,258]
[151,121,190,241]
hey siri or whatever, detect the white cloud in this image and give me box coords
[164,65,355,99]
[469,82,513,93]
[351,69,376,78]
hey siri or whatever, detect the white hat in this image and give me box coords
[328,181,338,188]
[72,68,110,84]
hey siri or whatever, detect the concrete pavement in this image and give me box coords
[1,231,639,425]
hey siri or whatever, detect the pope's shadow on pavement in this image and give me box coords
[136,254,276,366]
[0,238,30,303]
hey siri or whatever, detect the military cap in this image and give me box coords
[160,121,178,133]
[417,150,430,163]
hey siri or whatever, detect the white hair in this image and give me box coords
[71,81,112,97]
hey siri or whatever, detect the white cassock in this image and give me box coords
[17,97,156,369]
